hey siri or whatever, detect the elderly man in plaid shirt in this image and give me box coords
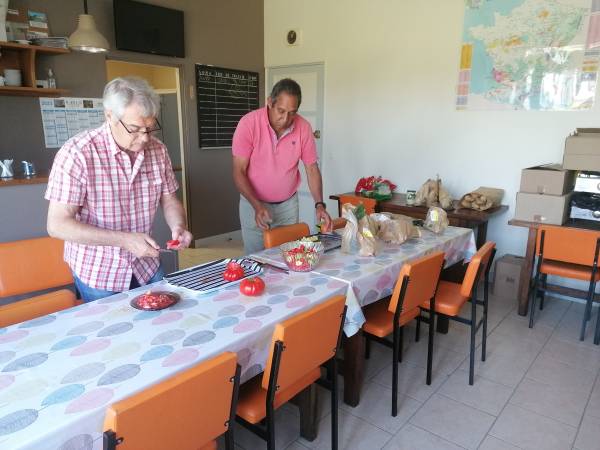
[46,77,192,302]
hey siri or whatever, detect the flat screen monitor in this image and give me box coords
[113,0,185,58]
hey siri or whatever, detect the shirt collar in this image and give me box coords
[104,121,122,156]
[263,106,295,139]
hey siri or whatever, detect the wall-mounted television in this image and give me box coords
[113,0,185,58]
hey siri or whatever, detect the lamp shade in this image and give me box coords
[68,14,109,53]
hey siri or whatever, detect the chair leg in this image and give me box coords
[581,281,596,341]
[594,303,600,345]
[392,326,400,417]
[398,326,404,363]
[415,315,421,342]
[331,358,339,450]
[539,274,547,310]
[266,405,276,450]
[528,271,540,328]
[482,289,489,363]
[365,335,371,360]
[469,319,476,386]
[426,310,435,386]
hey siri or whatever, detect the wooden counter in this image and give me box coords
[0,171,49,187]
[331,192,509,248]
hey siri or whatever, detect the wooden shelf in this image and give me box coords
[0,42,70,54]
[0,171,49,188]
[0,86,69,97]
[0,41,70,97]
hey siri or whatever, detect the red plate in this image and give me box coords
[130,291,180,311]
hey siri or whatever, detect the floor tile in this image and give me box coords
[400,337,466,376]
[382,423,465,450]
[364,341,398,381]
[585,380,600,419]
[574,414,600,450]
[540,336,600,373]
[233,406,300,450]
[437,369,513,416]
[490,404,577,450]
[458,349,531,388]
[510,377,590,427]
[285,442,310,450]
[371,360,447,402]
[298,409,393,450]
[409,393,495,450]
[493,315,554,346]
[479,435,522,450]
[340,381,421,434]
[526,354,596,392]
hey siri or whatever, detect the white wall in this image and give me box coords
[264,0,600,258]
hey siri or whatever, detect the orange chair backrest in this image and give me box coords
[460,241,496,298]
[536,225,600,266]
[339,195,377,215]
[0,237,73,297]
[388,251,445,314]
[262,295,346,392]
[104,352,237,450]
[263,222,310,249]
[0,290,78,328]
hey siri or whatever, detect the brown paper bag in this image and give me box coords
[459,187,504,211]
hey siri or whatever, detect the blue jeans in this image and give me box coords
[73,267,166,303]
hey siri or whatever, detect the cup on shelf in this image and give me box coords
[4,69,22,87]
[0,75,5,87]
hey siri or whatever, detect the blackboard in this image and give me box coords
[195,64,259,148]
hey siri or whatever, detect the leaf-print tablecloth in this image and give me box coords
[0,271,346,450]
[252,226,477,336]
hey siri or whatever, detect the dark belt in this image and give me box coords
[264,193,296,205]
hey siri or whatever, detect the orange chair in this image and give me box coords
[331,217,347,230]
[263,222,310,249]
[338,194,377,215]
[0,237,78,327]
[420,242,496,385]
[362,251,445,416]
[528,226,600,343]
[236,295,347,450]
[103,352,240,450]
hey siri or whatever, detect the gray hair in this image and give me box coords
[270,78,302,107]
[103,76,160,119]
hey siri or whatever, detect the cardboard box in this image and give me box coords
[564,128,600,171]
[520,164,576,195]
[514,192,572,225]
[493,254,524,299]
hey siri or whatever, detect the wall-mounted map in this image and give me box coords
[457,0,600,111]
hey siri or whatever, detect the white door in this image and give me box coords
[266,63,324,231]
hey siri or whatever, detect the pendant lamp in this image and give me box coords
[68,0,109,53]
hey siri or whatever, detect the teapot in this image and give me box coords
[0,159,13,178]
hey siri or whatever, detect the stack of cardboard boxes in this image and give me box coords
[514,128,600,225]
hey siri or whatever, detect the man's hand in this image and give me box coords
[124,233,160,258]
[255,204,273,230]
[316,205,332,232]
[170,227,193,249]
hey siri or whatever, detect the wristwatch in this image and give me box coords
[315,201,326,209]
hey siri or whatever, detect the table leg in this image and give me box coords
[476,221,488,249]
[517,227,537,316]
[343,330,365,407]
[296,384,319,441]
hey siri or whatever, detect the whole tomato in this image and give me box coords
[223,261,244,281]
[239,277,265,296]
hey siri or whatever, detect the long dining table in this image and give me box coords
[0,226,475,449]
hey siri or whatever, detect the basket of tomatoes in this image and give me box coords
[280,239,325,272]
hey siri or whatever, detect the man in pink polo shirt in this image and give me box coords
[232,78,332,253]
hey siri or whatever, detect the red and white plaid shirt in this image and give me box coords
[45,122,179,291]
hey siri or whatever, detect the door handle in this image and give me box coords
[313,130,321,139]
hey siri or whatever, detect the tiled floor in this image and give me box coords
[232,291,600,450]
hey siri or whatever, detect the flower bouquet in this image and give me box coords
[354,176,397,201]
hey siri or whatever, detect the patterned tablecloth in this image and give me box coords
[252,226,477,336]
[0,271,346,450]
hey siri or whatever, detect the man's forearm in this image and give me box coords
[306,164,324,204]
[233,170,263,211]
[162,196,187,231]
[48,216,128,248]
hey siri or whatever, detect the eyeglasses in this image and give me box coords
[119,119,162,135]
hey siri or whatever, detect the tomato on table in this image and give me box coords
[239,277,265,296]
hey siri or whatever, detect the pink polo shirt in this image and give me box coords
[232,106,318,203]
